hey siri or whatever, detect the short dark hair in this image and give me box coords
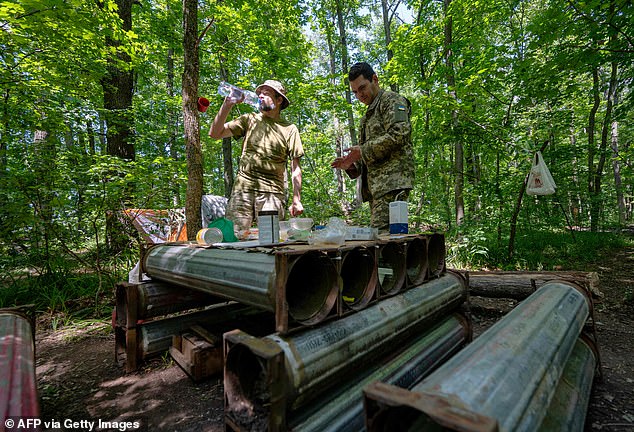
[348,62,375,82]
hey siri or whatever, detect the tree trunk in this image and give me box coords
[32,129,55,272]
[167,47,181,208]
[222,138,233,198]
[182,0,203,240]
[611,120,625,227]
[1,90,9,177]
[591,57,618,232]
[217,37,234,199]
[464,270,602,301]
[508,141,549,259]
[100,0,135,252]
[325,24,344,195]
[335,0,356,148]
[102,0,135,161]
[380,0,397,92]
[335,0,360,205]
[587,66,600,231]
[443,0,464,226]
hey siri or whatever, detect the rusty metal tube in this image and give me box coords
[224,271,467,425]
[115,302,256,363]
[0,311,39,419]
[341,247,377,310]
[427,232,446,278]
[538,338,596,431]
[364,281,591,432]
[377,242,406,295]
[142,244,339,325]
[289,313,471,432]
[115,281,223,325]
[405,237,428,286]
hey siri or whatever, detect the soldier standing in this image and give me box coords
[331,62,415,232]
[209,80,304,233]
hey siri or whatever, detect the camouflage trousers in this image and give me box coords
[226,190,286,232]
[370,189,410,233]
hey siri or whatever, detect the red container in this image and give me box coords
[197,97,210,112]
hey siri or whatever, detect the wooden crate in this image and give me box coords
[170,325,223,382]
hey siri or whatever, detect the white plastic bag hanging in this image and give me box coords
[526,151,556,196]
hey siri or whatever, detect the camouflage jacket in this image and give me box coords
[346,89,415,201]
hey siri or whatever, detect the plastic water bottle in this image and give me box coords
[217,81,260,110]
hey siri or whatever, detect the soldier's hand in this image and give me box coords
[290,200,304,217]
[331,146,361,170]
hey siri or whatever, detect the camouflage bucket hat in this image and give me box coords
[255,80,290,110]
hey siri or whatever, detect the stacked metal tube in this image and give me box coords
[143,245,340,327]
[223,271,467,431]
[288,313,470,432]
[142,234,446,331]
[363,281,596,432]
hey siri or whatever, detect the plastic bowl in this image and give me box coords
[289,218,314,231]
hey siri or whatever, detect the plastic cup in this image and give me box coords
[197,97,210,112]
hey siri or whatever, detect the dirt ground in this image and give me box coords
[35,246,634,431]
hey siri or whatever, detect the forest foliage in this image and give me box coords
[1,0,633,309]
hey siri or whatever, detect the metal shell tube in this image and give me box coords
[405,236,428,286]
[0,311,39,419]
[340,247,377,310]
[115,281,223,325]
[538,338,596,431]
[142,244,339,325]
[284,251,339,324]
[115,302,257,364]
[363,281,591,432]
[377,242,406,295]
[289,313,471,432]
[223,271,467,427]
[427,233,446,278]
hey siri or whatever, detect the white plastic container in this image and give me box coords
[258,210,279,244]
[389,201,408,234]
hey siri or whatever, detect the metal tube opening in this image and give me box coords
[225,345,270,431]
[405,237,428,286]
[369,407,429,432]
[427,233,446,278]
[286,251,339,325]
[341,248,377,310]
[378,243,406,295]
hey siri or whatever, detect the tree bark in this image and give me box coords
[100,0,135,251]
[464,270,602,301]
[182,0,203,240]
[102,0,135,162]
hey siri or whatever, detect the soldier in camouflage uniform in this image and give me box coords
[209,80,304,233]
[331,62,415,232]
